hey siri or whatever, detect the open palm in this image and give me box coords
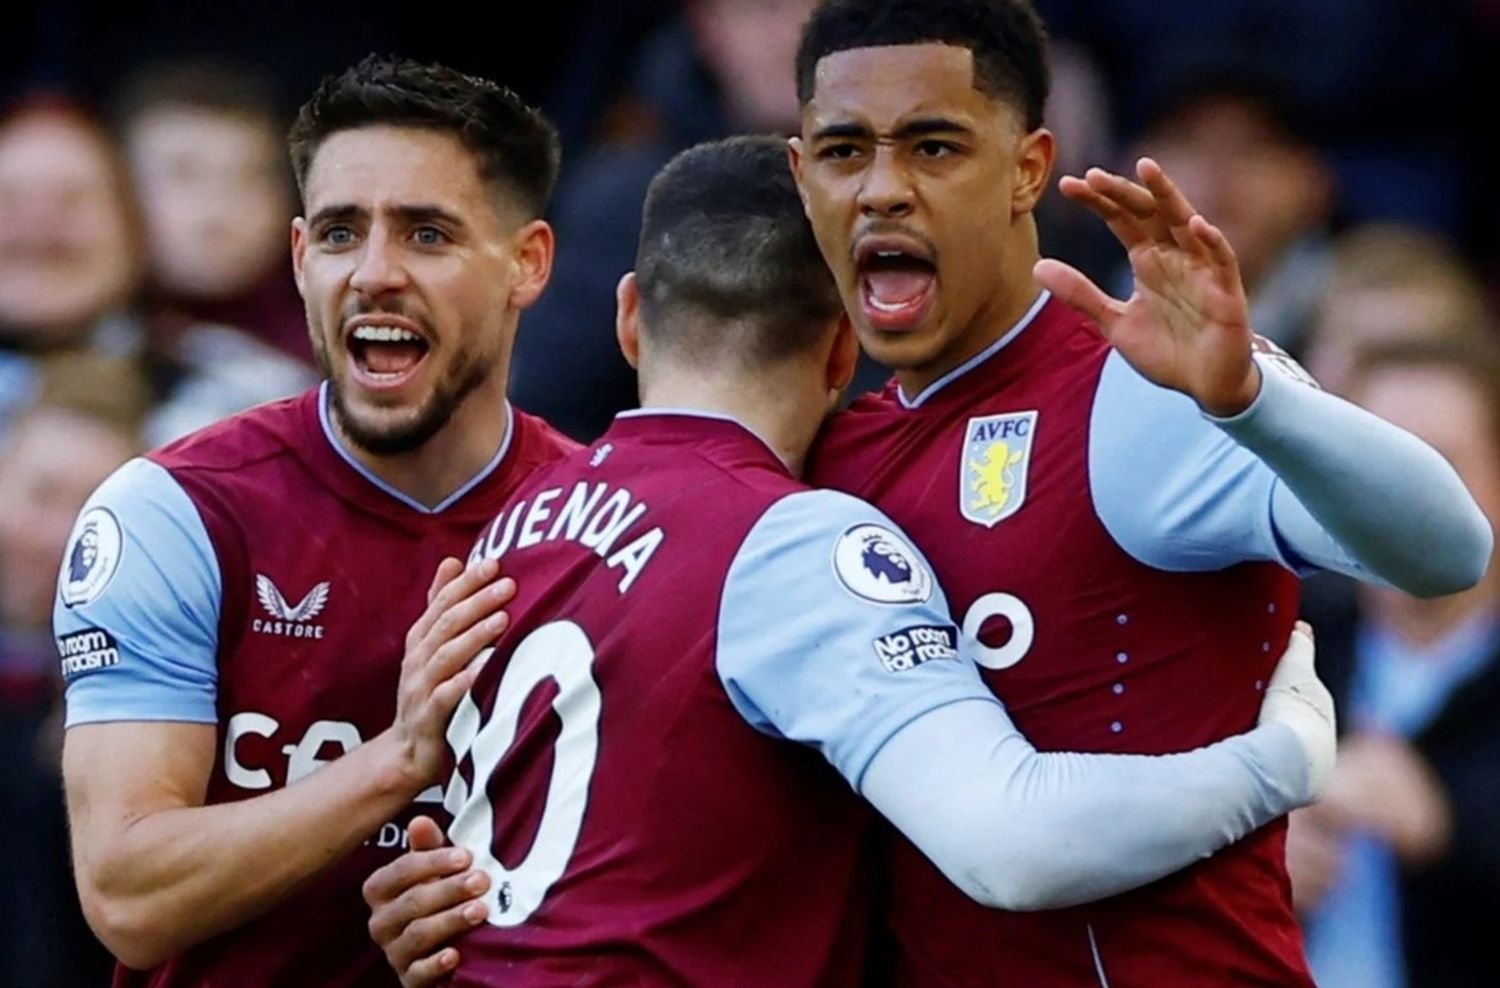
[1036,158,1261,417]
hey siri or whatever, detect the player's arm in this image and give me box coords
[717,491,1336,912]
[58,461,510,970]
[1040,158,1490,597]
[1086,345,1490,596]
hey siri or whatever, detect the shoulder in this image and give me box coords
[150,389,315,477]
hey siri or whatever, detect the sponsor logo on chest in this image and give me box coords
[252,574,330,639]
[960,410,1039,528]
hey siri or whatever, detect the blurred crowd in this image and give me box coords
[3,2,1498,985]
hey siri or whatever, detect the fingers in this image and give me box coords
[408,558,499,649]
[386,888,490,983]
[408,570,514,678]
[426,557,464,607]
[400,945,463,988]
[365,843,471,912]
[1033,258,1125,333]
[407,815,447,853]
[1188,215,1245,295]
[1063,159,1224,263]
[1134,157,1197,239]
[1058,173,1151,251]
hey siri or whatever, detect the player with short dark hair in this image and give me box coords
[788,0,1490,984]
[56,57,576,987]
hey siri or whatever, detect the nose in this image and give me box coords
[349,227,409,297]
[856,145,916,219]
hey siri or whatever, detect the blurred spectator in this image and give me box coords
[508,0,888,442]
[0,99,141,428]
[1132,71,1335,351]
[0,358,141,986]
[1291,336,1500,988]
[114,58,310,364]
[1302,225,1492,396]
[0,92,313,449]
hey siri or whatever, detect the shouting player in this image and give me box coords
[790,1,1490,984]
[54,57,576,986]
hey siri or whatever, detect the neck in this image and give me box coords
[896,218,1045,398]
[1367,585,1498,650]
[638,369,826,478]
[332,373,512,509]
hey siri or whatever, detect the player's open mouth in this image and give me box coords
[345,317,432,391]
[856,238,938,333]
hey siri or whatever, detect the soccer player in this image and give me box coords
[53,57,577,986]
[789,1,1491,984]
[371,136,1335,987]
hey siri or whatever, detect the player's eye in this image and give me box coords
[321,225,357,247]
[915,140,961,158]
[817,143,862,161]
[413,226,449,247]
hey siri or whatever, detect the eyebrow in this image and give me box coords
[307,203,467,229]
[812,116,974,142]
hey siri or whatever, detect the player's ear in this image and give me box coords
[1013,126,1056,216]
[508,219,556,311]
[615,272,642,370]
[826,313,859,402]
[290,218,308,297]
[787,138,811,216]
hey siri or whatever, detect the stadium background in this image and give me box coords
[2,1,1497,983]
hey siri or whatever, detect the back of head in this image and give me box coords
[288,54,561,219]
[795,0,1051,129]
[635,135,841,368]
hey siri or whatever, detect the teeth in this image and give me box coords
[870,297,910,313]
[351,325,421,344]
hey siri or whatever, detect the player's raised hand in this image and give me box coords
[364,815,490,987]
[390,557,516,789]
[1257,622,1336,804]
[1034,157,1262,417]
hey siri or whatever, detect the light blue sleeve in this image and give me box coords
[716,489,999,789]
[54,458,221,727]
[1090,347,1491,595]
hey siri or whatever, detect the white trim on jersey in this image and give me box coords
[316,382,516,514]
[898,289,1052,410]
[1087,923,1113,988]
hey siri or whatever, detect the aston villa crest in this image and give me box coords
[960,411,1038,527]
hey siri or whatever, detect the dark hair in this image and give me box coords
[635,135,842,365]
[1141,63,1317,148]
[796,0,1051,130]
[288,54,560,217]
[112,58,280,132]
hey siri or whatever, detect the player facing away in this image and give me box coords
[789,1,1492,985]
[53,57,576,987]
[420,137,1335,988]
